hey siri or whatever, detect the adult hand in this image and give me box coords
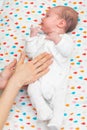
[12,52,53,87]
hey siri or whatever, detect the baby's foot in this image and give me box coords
[0,59,17,89]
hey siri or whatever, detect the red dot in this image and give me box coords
[72,31,76,34]
[69,118,73,121]
[15,115,19,118]
[77,86,81,89]
[26,11,30,14]
[79,2,83,4]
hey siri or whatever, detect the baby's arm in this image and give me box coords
[30,26,41,37]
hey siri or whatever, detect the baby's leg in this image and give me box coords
[48,88,66,130]
[28,81,53,121]
[0,59,17,89]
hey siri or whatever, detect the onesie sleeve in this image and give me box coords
[56,34,74,58]
[25,35,45,58]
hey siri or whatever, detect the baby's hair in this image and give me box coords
[55,6,78,33]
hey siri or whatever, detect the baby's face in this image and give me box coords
[41,7,61,34]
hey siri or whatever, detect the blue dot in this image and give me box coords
[19,118,23,121]
[16,26,20,29]
[76,62,80,65]
[15,2,19,5]
[23,112,26,116]
[20,89,24,92]
[77,44,81,47]
[75,104,80,106]
[64,3,68,6]
[0,58,3,61]
[5,22,8,25]
[27,17,31,20]
[76,34,80,36]
[71,91,76,95]
[5,6,9,8]
[64,113,67,116]
[70,59,74,61]
[12,46,16,48]
[5,33,9,36]
[32,117,37,120]
[78,18,80,22]
[21,102,26,105]
[38,11,42,14]
[52,4,56,7]
[26,33,29,35]
[24,6,28,8]
[39,5,43,8]
[14,14,18,17]
[10,52,14,55]
[78,76,83,80]
[79,28,83,30]
[74,120,78,123]
[10,109,14,112]
[74,7,78,10]
[77,113,81,116]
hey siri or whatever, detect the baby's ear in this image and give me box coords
[57,19,66,28]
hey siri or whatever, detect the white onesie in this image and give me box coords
[25,34,74,130]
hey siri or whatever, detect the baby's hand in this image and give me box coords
[30,25,41,37]
[46,32,61,45]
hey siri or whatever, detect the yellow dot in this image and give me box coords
[13,36,17,39]
[83,31,87,34]
[22,26,26,28]
[18,17,22,20]
[80,96,84,100]
[70,112,74,115]
[32,11,35,13]
[76,55,80,58]
[80,11,84,14]
[71,86,75,90]
[16,9,20,11]
[24,2,28,4]
[81,116,85,120]
[80,70,84,73]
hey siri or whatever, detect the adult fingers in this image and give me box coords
[35,59,53,74]
[32,52,53,68]
[18,52,25,64]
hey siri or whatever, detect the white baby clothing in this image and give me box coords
[25,33,74,130]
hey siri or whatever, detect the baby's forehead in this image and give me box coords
[47,7,62,14]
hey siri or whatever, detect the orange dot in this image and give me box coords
[65,104,70,107]
[68,76,73,79]
[20,126,24,129]
[31,125,35,128]
[75,128,80,130]
[26,116,30,119]
[70,62,75,65]
[5,122,10,126]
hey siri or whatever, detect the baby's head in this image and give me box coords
[41,6,78,34]
[54,6,78,33]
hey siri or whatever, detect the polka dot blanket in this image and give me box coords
[0,0,87,130]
